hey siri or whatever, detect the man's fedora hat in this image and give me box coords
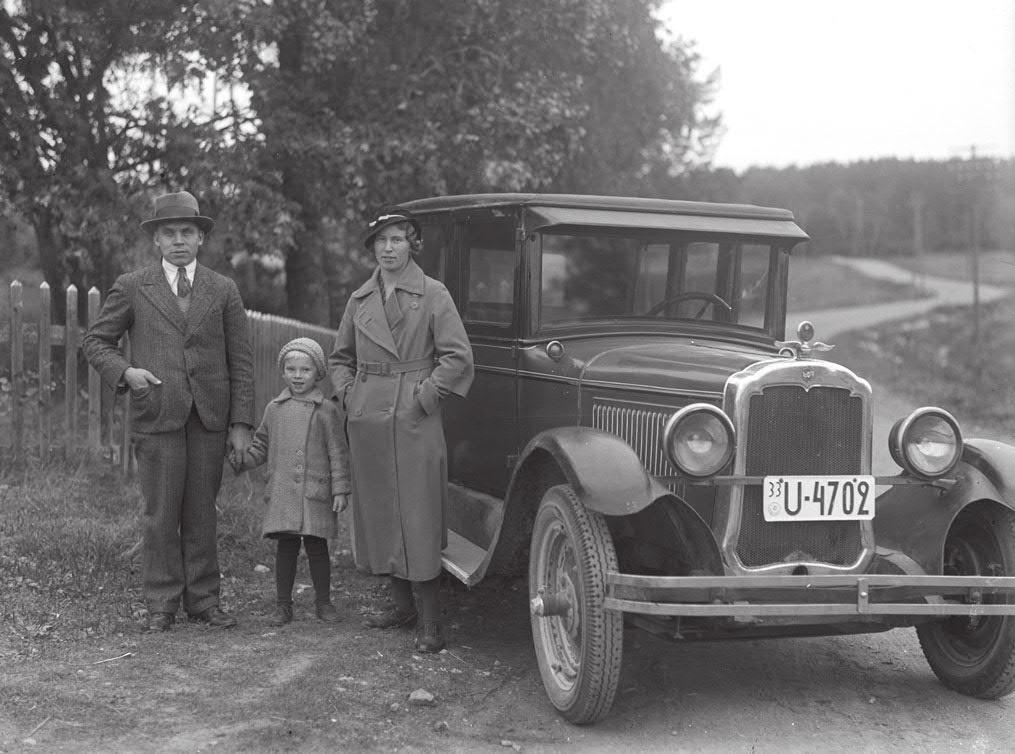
[140,191,215,234]
[363,210,421,249]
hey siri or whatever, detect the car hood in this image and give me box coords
[577,338,773,397]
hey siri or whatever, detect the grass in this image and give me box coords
[835,295,1015,435]
[787,254,928,310]
[0,461,291,661]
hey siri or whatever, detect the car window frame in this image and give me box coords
[528,227,788,340]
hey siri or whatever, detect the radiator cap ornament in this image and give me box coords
[776,321,834,360]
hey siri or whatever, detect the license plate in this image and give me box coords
[763,475,876,521]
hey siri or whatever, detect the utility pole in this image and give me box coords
[951,148,1001,353]
[910,189,926,290]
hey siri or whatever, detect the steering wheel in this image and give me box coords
[645,291,733,319]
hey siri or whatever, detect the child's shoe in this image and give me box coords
[316,602,342,622]
[267,604,293,626]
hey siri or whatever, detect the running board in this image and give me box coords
[440,483,505,586]
[442,530,488,586]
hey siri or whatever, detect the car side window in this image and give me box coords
[464,221,516,325]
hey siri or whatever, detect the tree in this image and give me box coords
[196,0,719,324]
[0,0,211,317]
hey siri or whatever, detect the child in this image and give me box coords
[236,337,351,626]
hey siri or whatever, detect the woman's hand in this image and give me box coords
[333,494,349,513]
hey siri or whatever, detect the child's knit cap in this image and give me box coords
[278,337,326,381]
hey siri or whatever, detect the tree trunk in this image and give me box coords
[32,207,68,324]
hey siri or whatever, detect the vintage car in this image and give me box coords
[393,193,1015,724]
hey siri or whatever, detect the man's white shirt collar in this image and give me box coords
[162,258,197,289]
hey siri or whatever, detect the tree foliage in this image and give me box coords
[738,158,1014,257]
[0,0,214,316]
[1,0,720,324]
[190,0,719,323]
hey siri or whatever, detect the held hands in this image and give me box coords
[227,424,253,469]
[123,367,161,392]
[333,494,349,513]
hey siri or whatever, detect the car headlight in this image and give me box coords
[888,407,963,479]
[662,404,735,478]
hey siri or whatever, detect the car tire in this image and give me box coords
[529,483,622,724]
[917,504,1015,699]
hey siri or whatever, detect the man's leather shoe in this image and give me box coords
[147,612,174,632]
[415,621,446,653]
[188,606,237,628]
[363,606,417,629]
[316,603,343,623]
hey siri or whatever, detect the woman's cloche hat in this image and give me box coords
[140,191,215,234]
[363,209,421,249]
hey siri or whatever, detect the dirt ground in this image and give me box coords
[3,549,1015,753]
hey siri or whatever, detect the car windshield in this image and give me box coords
[538,230,775,330]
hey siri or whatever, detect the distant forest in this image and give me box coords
[728,156,1014,258]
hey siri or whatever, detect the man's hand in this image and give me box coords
[228,424,252,461]
[123,367,161,392]
[333,494,349,513]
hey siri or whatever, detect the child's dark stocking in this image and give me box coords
[275,534,300,605]
[304,535,331,606]
[269,534,300,626]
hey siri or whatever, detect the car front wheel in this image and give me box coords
[529,484,623,724]
[917,504,1015,699]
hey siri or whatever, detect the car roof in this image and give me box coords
[396,193,808,241]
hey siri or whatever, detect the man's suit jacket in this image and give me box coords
[83,263,255,434]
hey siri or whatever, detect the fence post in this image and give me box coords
[38,282,52,458]
[65,285,78,456]
[10,281,24,462]
[87,287,101,449]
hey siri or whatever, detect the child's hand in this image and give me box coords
[227,449,243,474]
[333,494,349,513]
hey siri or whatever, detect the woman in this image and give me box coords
[329,210,473,653]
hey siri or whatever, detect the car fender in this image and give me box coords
[508,426,671,516]
[874,439,1015,574]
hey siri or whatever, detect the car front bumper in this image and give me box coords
[603,573,1015,617]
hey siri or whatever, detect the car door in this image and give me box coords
[441,213,520,498]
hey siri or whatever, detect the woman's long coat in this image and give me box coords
[329,260,473,580]
[242,387,350,540]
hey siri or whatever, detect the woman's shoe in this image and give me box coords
[415,621,446,653]
[363,606,418,629]
[267,604,293,626]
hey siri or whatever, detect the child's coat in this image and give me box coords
[242,386,350,539]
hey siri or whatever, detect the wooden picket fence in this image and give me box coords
[0,279,337,469]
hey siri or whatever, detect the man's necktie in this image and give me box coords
[176,267,191,298]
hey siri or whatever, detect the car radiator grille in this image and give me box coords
[739,385,864,567]
[592,402,672,477]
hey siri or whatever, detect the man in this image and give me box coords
[83,190,254,632]
[329,210,473,653]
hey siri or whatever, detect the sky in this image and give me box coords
[658,0,1015,172]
